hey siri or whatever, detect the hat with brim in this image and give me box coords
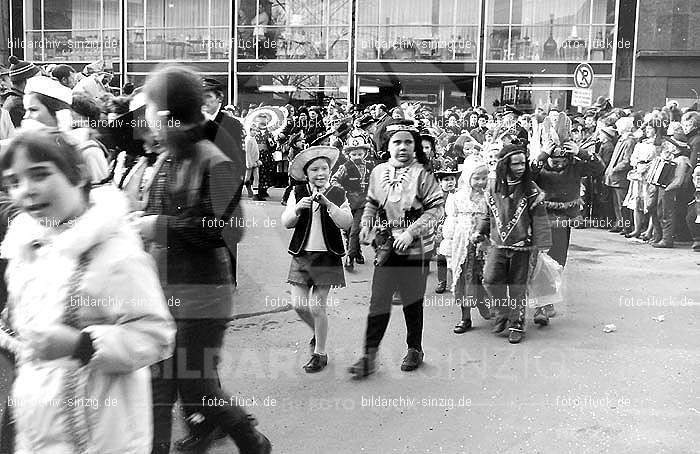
[343,134,371,153]
[202,77,224,93]
[289,146,340,181]
[434,169,461,179]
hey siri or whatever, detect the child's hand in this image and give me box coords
[314,193,331,208]
[360,226,371,244]
[295,196,313,215]
[24,324,82,361]
[393,231,414,252]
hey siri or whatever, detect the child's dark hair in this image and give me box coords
[72,93,102,125]
[0,130,91,199]
[382,120,429,166]
[494,145,532,197]
[26,92,71,119]
[303,156,331,176]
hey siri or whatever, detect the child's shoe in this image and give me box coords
[435,281,447,294]
[303,353,327,373]
[348,355,377,379]
[508,329,524,344]
[400,348,424,371]
[533,307,549,326]
[453,319,472,334]
[545,304,557,318]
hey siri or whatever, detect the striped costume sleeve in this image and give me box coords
[406,169,444,240]
[361,167,380,228]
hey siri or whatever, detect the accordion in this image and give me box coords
[646,158,676,188]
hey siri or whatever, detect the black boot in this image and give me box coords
[225,415,272,454]
[175,420,225,452]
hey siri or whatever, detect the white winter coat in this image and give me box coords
[1,186,175,454]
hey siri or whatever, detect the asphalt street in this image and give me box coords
[1,190,699,454]
[200,191,700,454]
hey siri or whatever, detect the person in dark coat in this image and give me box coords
[201,77,246,287]
[2,56,41,127]
[681,112,700,250]
[134,66,271,454]
[531,140,604,324]
[604,117,637,234]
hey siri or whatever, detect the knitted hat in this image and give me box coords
[8,55,40,83]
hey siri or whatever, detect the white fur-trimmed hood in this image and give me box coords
[1,185,131,261]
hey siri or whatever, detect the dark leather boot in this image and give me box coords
[226,416,272,454]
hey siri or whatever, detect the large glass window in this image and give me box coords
[127,0,230,61]
[24,0,121,62]
[485,0,616,61]
[237,73,349,106]
[357,0,481,60]
[237,1,351,60]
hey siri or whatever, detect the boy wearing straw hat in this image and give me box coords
[282,146,353,372]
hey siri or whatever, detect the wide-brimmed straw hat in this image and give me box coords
[289,146,340,181]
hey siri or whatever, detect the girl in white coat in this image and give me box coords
[0,129,175,454]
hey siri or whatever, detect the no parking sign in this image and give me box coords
[574,63,594,89]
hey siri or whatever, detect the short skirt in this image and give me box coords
[287,251,346,288]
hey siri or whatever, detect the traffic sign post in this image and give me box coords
[574,63,594,89]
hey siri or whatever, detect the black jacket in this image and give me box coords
[145,128,242,319]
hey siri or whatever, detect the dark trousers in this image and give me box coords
[482,247,531,331]
[453,247,488,321]
[151,319,249,454]
[346,208,363,259]
[547,226,571,267]
[687,201,700,244]
[436,254,447,282]
[364,253,428,354]
[0,352,14,454]
[610,186,632,230]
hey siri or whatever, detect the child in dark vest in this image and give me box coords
[331,134,374,269]
[434,166,460,293]
[282,146,353,372]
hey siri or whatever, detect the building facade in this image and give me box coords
[1,0,697,112]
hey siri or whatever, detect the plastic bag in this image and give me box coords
[527,252,564,308]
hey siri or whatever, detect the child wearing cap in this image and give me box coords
[433,166,460,294]
[282,146,353,373]
[331,134,374,268]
